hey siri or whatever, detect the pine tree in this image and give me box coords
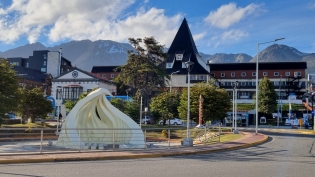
[253,77,278,115]
[115,37,169,98]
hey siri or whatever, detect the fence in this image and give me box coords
[0,125,222,155]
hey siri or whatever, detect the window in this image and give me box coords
[182,62,186,68]
[221,73,225,77]
[274,81,279,86]
[274,72,279,76]
[43,55,47,59]
[220,82,225,86]
[199,75,205,80]
[111,74,114,78]
[176,54,183,60]
[166,63,172,68]
[43,61,46,66]
[61,68,64,73]
[41,68,46,72]
[211,73,215,77]
[241,72,246,77]
[231,72,235,77]
[294,71,301,77]
[263,72,268,76]
[252,72,256,76]
[285,72,290,76]
[26,62,29,68]
[63,87,83,100]
[102,74,106,78]
[241,82,246,86]
[190,75,196,80]
[252,82,256,86]
[10,62,19,66]
[63,62,67,65]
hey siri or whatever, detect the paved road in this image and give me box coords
[0,132,314,177]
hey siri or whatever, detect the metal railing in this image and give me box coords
[0,126,222,155]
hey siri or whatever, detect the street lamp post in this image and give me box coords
[56,86,62,135]
[233,81,239,134]
[255,38,285,135]
[183,60,194,146]
[277,75,282,129]
[232,85,235,129]
[139,89,143,128]
[170,70,180,92]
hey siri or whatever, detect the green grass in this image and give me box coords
[1,122,54,128]
[209,133,243,143]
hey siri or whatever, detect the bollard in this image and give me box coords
[40,129,43,153]
[79,129,81,152]
[168,129,171,149]
[204,126,207,145]
[144,130,147,150]
[113,129,115,150]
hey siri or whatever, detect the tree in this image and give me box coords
[178,82,230,123]
[110,98,140,122]
[253,77,278,115]
[18,87,53,123]
[150,91,180,124]
[114,37,169,98]
[0,58,20,123]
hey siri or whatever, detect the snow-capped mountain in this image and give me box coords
[0,41,314,73]
[200,53,252,63]
[0,40,134,71]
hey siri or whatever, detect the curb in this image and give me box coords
[0,134,269,164]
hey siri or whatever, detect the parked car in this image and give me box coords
[285,118,299,126]
[140,116,151,124]
[159,118,183,125]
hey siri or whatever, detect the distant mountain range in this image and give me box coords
[1,40,314,73]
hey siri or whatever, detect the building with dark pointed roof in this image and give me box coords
[165,18,212,89]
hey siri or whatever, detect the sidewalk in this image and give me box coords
[0,132,268,164]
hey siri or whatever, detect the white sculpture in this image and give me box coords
[56,88,145,149]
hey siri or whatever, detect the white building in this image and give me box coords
[52,67,116,117]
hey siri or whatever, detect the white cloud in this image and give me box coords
[221,29,248,41]
[193,32,206,41]
[204,2,261,29]
[310,2,315,9]
[0,0,182,46]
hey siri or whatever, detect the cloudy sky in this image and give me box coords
[0,0,314,56]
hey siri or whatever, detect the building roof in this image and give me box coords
[208,62,307,71]
[91,66,121,73]
[55,67,116,85]
[13,66,47,83]
[166,18,210,75]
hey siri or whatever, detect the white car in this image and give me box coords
[140,116,151,124]
[285,118,299,126]
[159,118,183,125]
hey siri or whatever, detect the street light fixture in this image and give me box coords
[255,38,285,134]
[126,88,131,101]
[56,86,62,135]
[170,70,180,92]
[183,60,194,146]
[233,81,239,134]
[277,75,282,129]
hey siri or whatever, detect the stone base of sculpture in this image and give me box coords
[56,88,145,149]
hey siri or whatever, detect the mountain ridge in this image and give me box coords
[0,40,314,73]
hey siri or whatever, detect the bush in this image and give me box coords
[161,129,168,138]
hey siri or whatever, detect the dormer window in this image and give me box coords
[166,63,172,68]
[176,54,183,60]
